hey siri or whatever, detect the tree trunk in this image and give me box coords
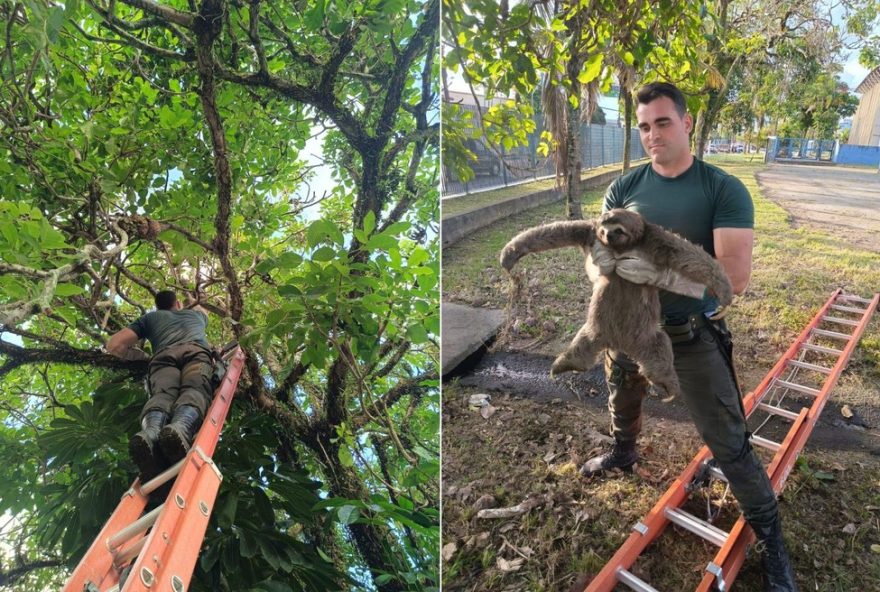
[318,437,406,592]
[564,95,583,219]
[622,80,633,171]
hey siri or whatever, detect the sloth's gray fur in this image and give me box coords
[499,208,733,400]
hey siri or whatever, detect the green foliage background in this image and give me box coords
[0,1,439,591]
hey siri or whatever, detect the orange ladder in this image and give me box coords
[584,290,879,592]
[63,345,245,592]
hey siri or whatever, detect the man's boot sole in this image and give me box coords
[580,460,637,477]
[159,425,191,464]
[129,433,162,482]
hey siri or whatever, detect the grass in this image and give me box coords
[441,153,880,591]
[441,160,649,219]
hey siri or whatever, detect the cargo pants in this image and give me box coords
[142,341,214,420]
[604,318,778,527]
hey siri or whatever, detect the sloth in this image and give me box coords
[499,208,733,401]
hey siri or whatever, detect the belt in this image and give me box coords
[662,313,709,343]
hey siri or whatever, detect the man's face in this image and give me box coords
[635,95,692,168]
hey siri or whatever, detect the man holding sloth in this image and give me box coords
[584,82,797,591]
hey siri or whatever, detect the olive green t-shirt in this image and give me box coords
[603,158,754,321]
[128,309,209,354]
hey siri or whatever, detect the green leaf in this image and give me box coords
[406,324,429,344]
[362,210,376,236]
[337,505,359,525]
[55,283,85,296]
[337,446,354,468]
[311,246,336,262]
[577,52,603,84]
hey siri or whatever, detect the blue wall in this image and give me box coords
[835,144,880,166]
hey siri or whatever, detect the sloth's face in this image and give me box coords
[598,209,644,249]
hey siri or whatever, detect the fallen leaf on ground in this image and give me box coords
[870,544,880,554]
[841,405,854,419]
[464,532,490,549]
[842,523,857,535]
[496,556,525,572]
[468,393,491,408]
[480,404,497,419]
[442,542,457,562]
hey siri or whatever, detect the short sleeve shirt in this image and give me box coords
[603,159,754,320]
[128,309,209,354]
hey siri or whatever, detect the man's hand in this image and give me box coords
[615,256,708,300]
[590,242,616,275]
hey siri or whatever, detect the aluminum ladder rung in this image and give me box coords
[822,315,859,327]
[837,294,873,305]
[830,304,867,314]
[800,342,843,355]
[616,567,660,592]
[756,402,800,421]
[750,434,781,451]
[107,504,163,550]
[664,507,729,547]
[113,536,146,568]
[811,328,852,341]
[774,379,821,397]
[786,359,832,374]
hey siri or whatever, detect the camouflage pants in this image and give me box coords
[142,341,214,420]
[605,320,778,527]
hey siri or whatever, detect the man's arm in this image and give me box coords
[713,227,753,295]
[106,328,140,358]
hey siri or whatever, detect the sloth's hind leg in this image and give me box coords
[550,324,603,377]
[634,331,680,402]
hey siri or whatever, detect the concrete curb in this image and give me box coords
[441,169,624,246]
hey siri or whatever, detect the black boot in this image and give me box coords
[159,405,203,463]
[129,410,169,482]
[580,438,639,476]
[751,516,799,592]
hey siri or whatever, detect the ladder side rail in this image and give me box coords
[584,291,876,592]
[151,461,223,592]
[585,367,790,592]
[121,348,244,592]
[192,347,245,459]
[742,290,841,417]
[61,493,149,592]
[695,408,809,592]
[584,448,714,591]
[698,291,877,591]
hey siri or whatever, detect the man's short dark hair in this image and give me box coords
[636,82,687,117]
[155,290,177,310]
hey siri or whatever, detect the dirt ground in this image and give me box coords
[756,163,880,253]
[441,162,880,592]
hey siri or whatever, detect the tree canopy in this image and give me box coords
[443,0,879,181]
[0,1,439,591]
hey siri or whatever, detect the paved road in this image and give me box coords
[755,164,880,252]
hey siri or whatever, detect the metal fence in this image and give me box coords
[442,102,646,197]
[765,137,836,163]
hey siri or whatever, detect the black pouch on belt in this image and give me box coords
[663,318,695,344]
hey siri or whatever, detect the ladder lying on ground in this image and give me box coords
[63,345,245,592]
[585,290,879,592]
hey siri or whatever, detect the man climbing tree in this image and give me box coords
[0,1,439,590]
[106,290,214,480]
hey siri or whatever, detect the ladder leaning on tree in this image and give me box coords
[63,343,245,592]
[584,289,879,592]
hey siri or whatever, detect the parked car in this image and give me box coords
[463,139,501,177]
